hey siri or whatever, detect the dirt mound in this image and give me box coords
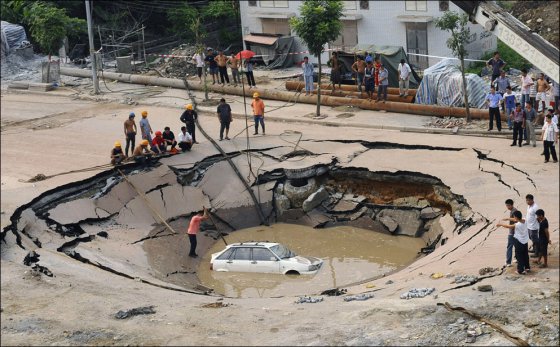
[149,44,198,79]
[509,1,559,49]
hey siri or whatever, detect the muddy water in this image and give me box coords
[197,223,424,298]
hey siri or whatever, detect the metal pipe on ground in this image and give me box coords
[59,67,489,119]
[286,81,418,97]
[285,81,414,103]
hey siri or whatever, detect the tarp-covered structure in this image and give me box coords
[415,59,489,108]
[1,21,29,57]
[243,34,295,69]
[336,44,422,88]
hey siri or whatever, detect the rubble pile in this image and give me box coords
[148,44,199,78]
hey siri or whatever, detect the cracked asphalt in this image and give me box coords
[1,88,558,346]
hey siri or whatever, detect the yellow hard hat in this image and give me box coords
[185,104,193,110]
[141,111,148,117]
[114,141,121,147]
[141,139,149,146]
[253,92,260,98]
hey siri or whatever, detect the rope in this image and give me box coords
[19,163,116,183]
[181,77,268,226]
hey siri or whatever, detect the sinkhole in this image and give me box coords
[1,143,474,298]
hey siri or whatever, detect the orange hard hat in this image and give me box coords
[114,141,121,147]
[141,139,149,146]
[185,104,193,110]
[253,92,259,98]
[141,111,148,117]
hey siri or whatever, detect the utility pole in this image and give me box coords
[85,0,99,94]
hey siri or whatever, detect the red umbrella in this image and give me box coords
[236,50,256,60]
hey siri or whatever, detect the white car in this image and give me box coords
[210,242,323,275]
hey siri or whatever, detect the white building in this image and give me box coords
[239,0,497,69]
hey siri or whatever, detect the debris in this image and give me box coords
[27,174,47,182]
[378,215,399,233]
[400,288,435,299]
[31,263,53,277]
[96,231,108,238]
[302,186,329,212]
[344,293,374,302]
[477,284,493,292]
[365,284,375,288]
[23,251,40,266]
[114,306,156,319]
[478,267,499,276]
[295,296,323,304]
[420,207,442,219]
[201,302,231,308]
[453,275,478,284]
[385,280,394,285]
[430,273,444,279]
[523,318,540,328]
[320,288,347,296]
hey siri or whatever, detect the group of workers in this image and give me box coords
[111,92,267,165]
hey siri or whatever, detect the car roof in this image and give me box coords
[227,242,279,248]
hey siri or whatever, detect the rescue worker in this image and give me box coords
[180,104,198,144]
[251,92,265,135]
[132,139,155,164]
[162,126,178,153]
[110,141,126,165]
[139,110,153,144]
[187,206,210,258]
[178,126,193,152]
[151,131,166,154]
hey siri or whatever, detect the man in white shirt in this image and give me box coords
[497,210,530,275]
[553,105,559,125]
[192,50,206,83]
[525,194,540,256]
[302,56,315,96]
[177,126,193,152]
[541,113,559,163]
[520,68,533,108]
[398,59,411,97]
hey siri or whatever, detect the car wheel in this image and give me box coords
[285,270,300,276]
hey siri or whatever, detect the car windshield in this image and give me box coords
[269,244,296,259]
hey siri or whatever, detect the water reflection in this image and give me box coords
[197,224,424,298]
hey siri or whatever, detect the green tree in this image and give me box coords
[435,11,472,122]
[26,2,85,59]
[290,0,344,117]
[202,0,241,47]
[167,4,200,40]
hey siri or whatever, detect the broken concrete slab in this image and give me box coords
[284,177,318,208]
[331,199,358,213]
[275,194,291,216]
[306,210,331,228]
[302,186,329,212]
[420,207,443,220]
[349,206,369,221]
[48,198,111,225]
[378,209,423,237]
[378,215,399,233]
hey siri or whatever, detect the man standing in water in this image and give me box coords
[187,207,209,258]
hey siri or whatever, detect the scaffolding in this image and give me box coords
[97,25,147,70]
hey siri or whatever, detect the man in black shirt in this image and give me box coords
[180,104,198,144]
[205,48,218,85]
[535,209,550,268]
[162,126,177,151]
[216,98,232,140]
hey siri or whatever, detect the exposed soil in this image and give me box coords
[509,1,560,49]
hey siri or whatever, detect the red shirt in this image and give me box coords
[152,136,165,146]
[188,215,203,235]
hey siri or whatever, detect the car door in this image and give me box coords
[212,248,234,271]
[250,247,281,274]
[227,247,252,273]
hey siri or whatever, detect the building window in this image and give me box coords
[344,1,356,10]
[406,22,428,69]
[249,0,257,6]
[405,1,427,11]
[330,20,358,50]
[360,1,369,10]
[262,18,291,36]
[439,0,449,11]
[260,0,288,8]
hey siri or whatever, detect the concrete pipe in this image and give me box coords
[285,81,414,103]
[286,81,417,97]
[60,67,489,119]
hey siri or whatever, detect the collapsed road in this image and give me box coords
[1,88,557,345]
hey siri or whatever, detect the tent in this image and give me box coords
[243,34,295,69]
[1,21,29,57]
[415,59,489,108]
[335,44,421,88]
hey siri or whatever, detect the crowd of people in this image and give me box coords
[497,194,551,275]
[191,47,257,88]
[110,93,267,165]
[301,52,412,102]
[485,52,559,163]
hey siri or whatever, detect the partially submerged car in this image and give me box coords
[210,242,323,275]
